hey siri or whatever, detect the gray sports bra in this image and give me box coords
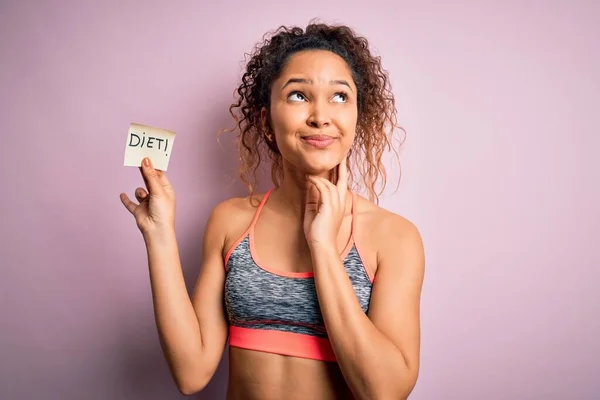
[223,189,374,362]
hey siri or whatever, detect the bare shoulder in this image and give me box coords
[207,192,267,257]
[353,194,424,271]
[210,193,263,220]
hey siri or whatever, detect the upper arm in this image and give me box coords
[367,215,425,382]
[189,200,234,382]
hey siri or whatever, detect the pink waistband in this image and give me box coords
[229,326,337,362]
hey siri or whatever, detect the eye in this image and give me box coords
[331,92,348,103]
[288,91,306,102]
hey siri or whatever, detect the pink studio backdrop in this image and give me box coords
[1,1,598,399]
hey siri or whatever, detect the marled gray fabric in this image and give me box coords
[225,236,372,338]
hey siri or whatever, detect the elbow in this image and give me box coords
[174,371,210,396]
[370,369,418,400]
[177,379,207,396]
[393,370,419,400]
[178,387,197,396]
[178,386,200,397]
[372,383,416,400]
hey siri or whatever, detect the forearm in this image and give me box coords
[311,247,413,399]
[143,230,205,386]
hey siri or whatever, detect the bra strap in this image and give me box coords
[350,191,357,239]
[250,188,354,234]
[248,188,273,229]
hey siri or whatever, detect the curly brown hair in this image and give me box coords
[221,21,405,203]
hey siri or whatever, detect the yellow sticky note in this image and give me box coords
[124,123,176,171]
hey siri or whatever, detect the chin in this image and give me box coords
[298,157,338,175]
[282,145,344,175]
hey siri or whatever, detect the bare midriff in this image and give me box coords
[226,347,354,400]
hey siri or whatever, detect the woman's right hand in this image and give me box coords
[120,157,176,236]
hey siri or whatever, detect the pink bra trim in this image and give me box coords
[229,326,337,362]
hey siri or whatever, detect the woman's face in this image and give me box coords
[266,50,358,176]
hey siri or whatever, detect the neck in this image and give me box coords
[275,162,347,218]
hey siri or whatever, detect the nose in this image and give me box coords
[306,101,331,128]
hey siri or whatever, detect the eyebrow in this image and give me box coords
[281,78,354,92]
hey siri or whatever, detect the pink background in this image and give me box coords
[1,1,598,399]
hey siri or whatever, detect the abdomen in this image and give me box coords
[227,347,354,400]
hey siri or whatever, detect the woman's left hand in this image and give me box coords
[304,156,349,250]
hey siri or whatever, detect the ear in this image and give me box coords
[260,107,269,132]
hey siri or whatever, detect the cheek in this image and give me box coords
[271,104,307,131]
[334,108,358,135]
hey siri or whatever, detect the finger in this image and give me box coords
[140,158,164,195]
[135,187,148,203]
[308,176,332,209]
[155,169,172,190]
[305,181,320,214]
[120,193,138,215]
[317,177,339,210]
[337,156,349,193]
[138,167,151,193]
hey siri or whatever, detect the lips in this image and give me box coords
[301,135,337,148]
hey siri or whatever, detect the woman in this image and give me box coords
[120,22,425,400]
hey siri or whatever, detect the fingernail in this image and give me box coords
[143,158,150,167]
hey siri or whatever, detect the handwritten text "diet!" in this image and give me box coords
[128,132,170,155]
